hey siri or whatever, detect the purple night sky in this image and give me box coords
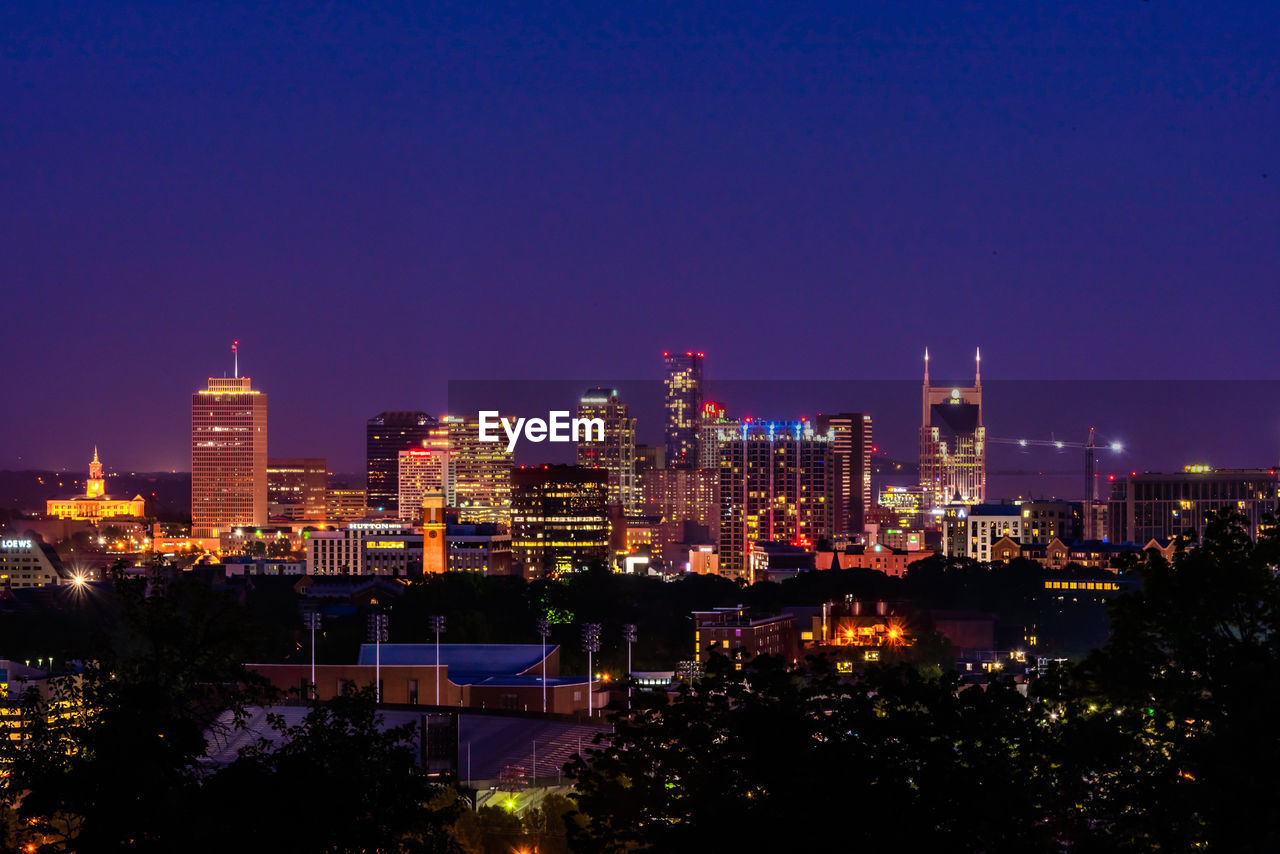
[2,2,1277,473]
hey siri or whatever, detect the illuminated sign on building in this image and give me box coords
[1,540,33,550]
[879,487,925,512]
[366,541,407,550]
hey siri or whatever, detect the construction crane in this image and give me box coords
[987,427,1123,502]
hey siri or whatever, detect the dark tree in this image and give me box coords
[566,654,1074,852]
[195,687,468,853]
[0,573,270,851]
[1076,509,1280,851]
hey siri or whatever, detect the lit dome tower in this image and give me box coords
[86,447,105,498]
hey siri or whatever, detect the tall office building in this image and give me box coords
[192,367,267,538]
[366,412,437,517]
[718,421,833,580]
[663,351,704,468]
[816,413,873,537]
[919,349,986,509]
[267,458,327,522]
[397,447,451,523]
[510,465,609,577]
[698,401,739,471]
[448,414,514,524]
[635,444,665,484]
[575,388,638,512]
[641,467,719,564]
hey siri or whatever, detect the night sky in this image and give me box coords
[3,2,1277,472]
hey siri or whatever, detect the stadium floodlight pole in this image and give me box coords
[429,615,446,705]
[367,612,388,702]
[536,616,552,713]
[303,606,322,699]
[622,624,638,709]
[581,622,602,717]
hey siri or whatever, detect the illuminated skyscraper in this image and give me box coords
[815,412,873,537]
[663,351,704,468]
[366,411,436,517]
[575,388,637,512]
[641,467,719,564]
[511,465,609,577]
[919,349,986,508]
[448,414,514,524]
[697,401,739,471]
[635,444,665,484]
[397,447,451,523]
[192,356,267,537]
[267,457,327,522]
[718,421,833,581]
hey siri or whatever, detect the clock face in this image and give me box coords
[951,389,961,400]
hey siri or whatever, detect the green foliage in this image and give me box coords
[1073,509,1280,851]
[0,572,271,850]
[567,653,1074,852]
[566,509,1280,852]
[0,574,468,853]
[196,687,467,853]
[4,510,1278,850]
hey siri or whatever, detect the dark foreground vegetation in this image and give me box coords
[0,510,1276,851]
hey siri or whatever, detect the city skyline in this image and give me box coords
[9,353,1280,492]
[3,6,1277,850]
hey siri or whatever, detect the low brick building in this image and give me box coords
[249,643,598,715]
[692,606,796,664]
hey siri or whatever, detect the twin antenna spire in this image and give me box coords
[923,347,981,387]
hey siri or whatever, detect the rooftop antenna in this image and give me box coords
[922,347,930,426]
[975,346,981,387]
[232,340,239,379]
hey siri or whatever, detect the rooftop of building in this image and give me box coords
[963,503,1024,517]
[844,543,916,556]
[751,540,810,555]
[356,643,558,680]
[691,606,794,628]
[1126,467,1278,480]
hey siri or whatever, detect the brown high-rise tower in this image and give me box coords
[192,344,267,536]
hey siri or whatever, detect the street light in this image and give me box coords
[536,616,551,714]
[367,612,388,702]
[622,624,637,709]
[581,623,601,717]
[303,605,322,699]
[429,615,445,705]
